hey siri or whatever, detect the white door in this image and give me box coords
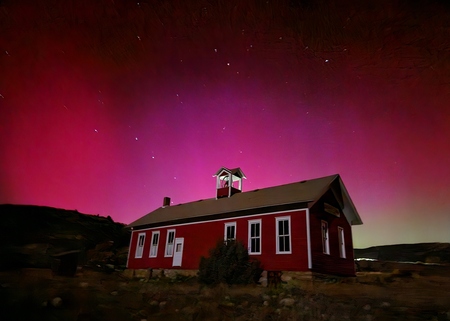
[172,237,184,267]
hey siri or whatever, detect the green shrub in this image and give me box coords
[198,240,262,285]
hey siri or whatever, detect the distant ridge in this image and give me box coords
[0,204,130,270]
[355,243,450,264]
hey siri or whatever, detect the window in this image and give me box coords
[248,219,261,254]
[165,230,176,257]
[322,221,330,254]
[276,216,291,254]
[338,227,346,258]
[149,231,160,257]
[135,233,146,258]
[224,222,236,243]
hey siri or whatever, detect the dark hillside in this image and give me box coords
[355,242,450,264]
[0,204,130,270]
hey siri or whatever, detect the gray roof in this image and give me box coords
[128,174,362,229]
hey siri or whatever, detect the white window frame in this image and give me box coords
[224,222,236,242]
[248,219,262,255]
[322,220,330,255]
[135,232,146,258]
[338,226,346,258]
[149,231,160,258]
[165,229,176,257]
[276,216,292,254]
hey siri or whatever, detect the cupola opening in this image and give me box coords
[213,167,246,198]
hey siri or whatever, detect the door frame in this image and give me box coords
[172,237,184,267]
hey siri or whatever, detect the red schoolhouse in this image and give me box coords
[127,167,363,276]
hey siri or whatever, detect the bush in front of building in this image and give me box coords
[198,240,262,285]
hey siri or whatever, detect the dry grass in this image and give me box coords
[1,265,450,321]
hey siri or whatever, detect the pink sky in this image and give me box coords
[1,0,449,248]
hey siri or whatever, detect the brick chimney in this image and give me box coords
[163,197,171,207]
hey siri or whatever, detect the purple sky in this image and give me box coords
[1,0,449,248]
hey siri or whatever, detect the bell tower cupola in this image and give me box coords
[213,167,246,199]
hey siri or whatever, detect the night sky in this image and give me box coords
[1,0,449,248]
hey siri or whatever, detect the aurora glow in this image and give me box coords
[1,0,449,248]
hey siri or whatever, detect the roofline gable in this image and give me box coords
[338,176,363,225]
[213,167,246,179]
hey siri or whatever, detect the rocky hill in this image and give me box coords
[0,204,130,271]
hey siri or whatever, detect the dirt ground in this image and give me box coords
[1,264,449,321]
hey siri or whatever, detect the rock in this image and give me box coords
[138,309,148,317]
[79,282,89,288]
[279,298,295,307]
[263,300,269,306]
[261,294,271,301]
[51,297,63,308]
[281,274,292,282]
[259,277,268,287]
[162,269,177,278]
[380,302,391,307]
[159,301,167,309]
[181,306,197,315]
[363,304,371,311]
[110,291,118,296]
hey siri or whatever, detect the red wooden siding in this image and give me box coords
[309,202,356,276]
[127,209,309,271]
